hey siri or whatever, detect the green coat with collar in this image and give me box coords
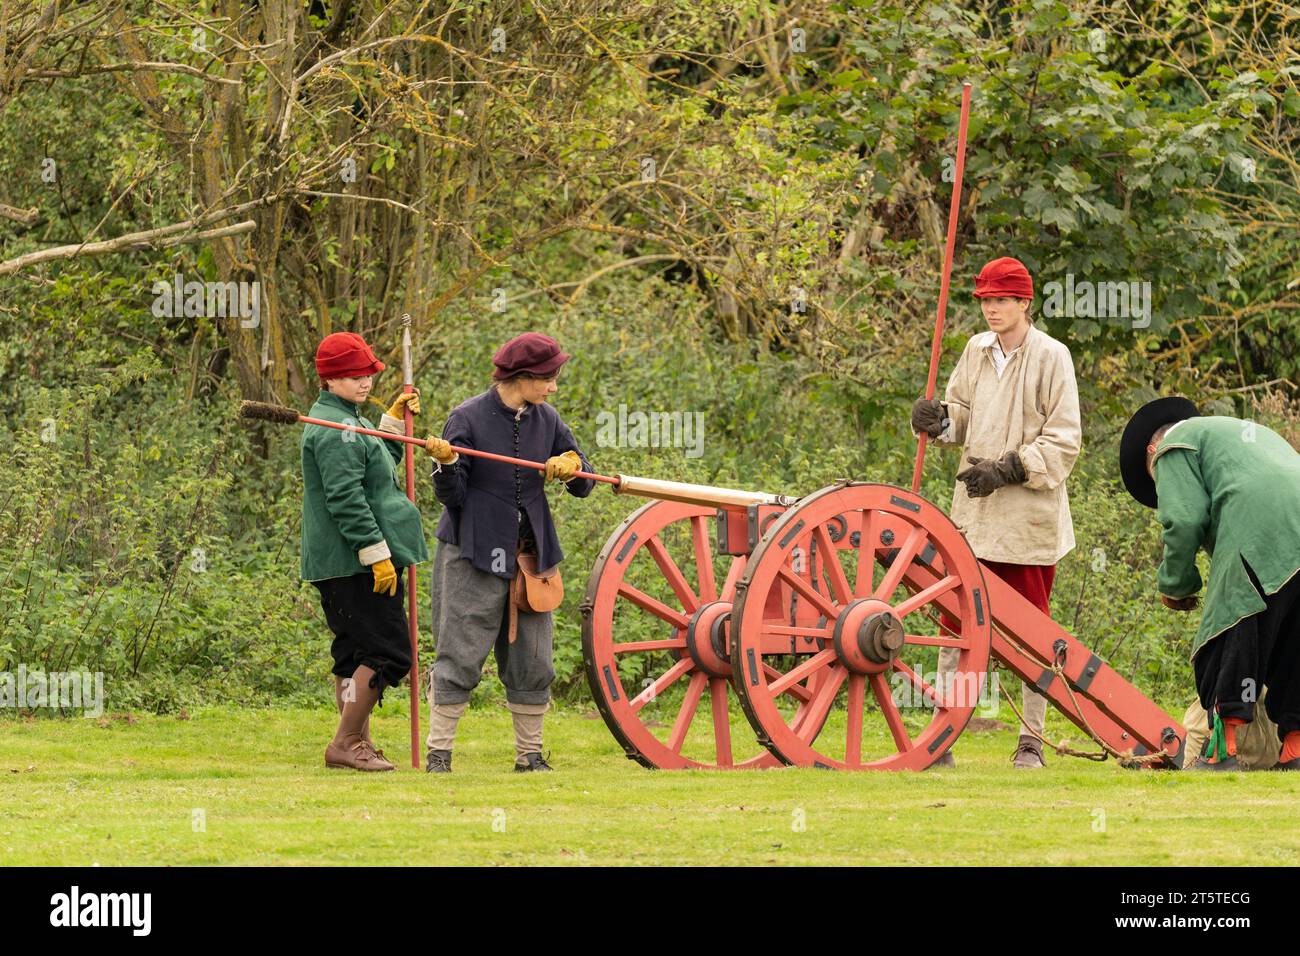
[1153,416,1300,658]
[299,390,429,582]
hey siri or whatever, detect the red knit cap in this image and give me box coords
[974,257,1033,299]
[492,332,570,381]
[315,332,385,379]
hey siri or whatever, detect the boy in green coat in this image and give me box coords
[1120,397,1300,770]
[301,332,430,771]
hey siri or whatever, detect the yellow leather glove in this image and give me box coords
[425,435,456,464]
[371,558,398,597]
[544,450,582,482]
[385,390,420,419]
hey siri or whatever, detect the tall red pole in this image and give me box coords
[911,82,973,494]
[401,314,421,769]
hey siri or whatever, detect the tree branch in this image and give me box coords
[0,220,256,277]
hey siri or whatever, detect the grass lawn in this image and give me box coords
[2,700,1297,866]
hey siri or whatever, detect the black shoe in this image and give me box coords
[425,749,452,773]
[1271,756,1300,771]
[1186,754,1239,772]
[514,751,553,772]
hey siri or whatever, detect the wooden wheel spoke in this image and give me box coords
[873,525,926,601]
[763,664,815,703]
[646,534,700,615]
[767,647,836,697]
[776,563,840,620]
[892,574,960,619]
[668,671,708,753]
[892,659,941,708]
[719,555,744,600]
[854,509,878,596]
[631,657,694,712]
[709,678,733,765]
[813,523,853,605]
[797,665,847,741]
[903,633,971,650]
[846,674,866,767]
[617,581,691,630]
[613,636,688,654]
[691,516,718,603]
[760,624,832,640]
[869,671,912,752]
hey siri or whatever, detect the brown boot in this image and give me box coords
[325,737,395,772]
[1012,734,1046,769]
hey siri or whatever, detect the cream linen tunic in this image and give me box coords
[934,323,1082,565]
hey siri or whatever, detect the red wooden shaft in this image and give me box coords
[296,414,617,485]
[403,388,420,769]
[911,81,972,494]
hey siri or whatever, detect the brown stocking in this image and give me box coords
[332,665,380,749]
[334,676,372,744]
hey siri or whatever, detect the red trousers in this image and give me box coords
[940,560,1056,635]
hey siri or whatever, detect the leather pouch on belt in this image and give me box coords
[508,551,563,643]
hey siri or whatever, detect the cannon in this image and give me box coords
[581,475,1187,771]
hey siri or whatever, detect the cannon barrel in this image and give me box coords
[238,401,794,510]
[611,474,797,509]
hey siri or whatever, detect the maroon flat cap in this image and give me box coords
[492,332,571,381]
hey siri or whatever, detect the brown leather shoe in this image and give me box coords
[1012,735,1046,769]
[325,738,395,772]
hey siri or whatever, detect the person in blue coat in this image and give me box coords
[423,333,594,773]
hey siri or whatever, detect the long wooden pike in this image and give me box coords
[911,81,973,494]
[240,400,791,509]
[400,314,421,769]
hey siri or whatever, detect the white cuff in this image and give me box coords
[432,453,459,474]
[358,540,392,566]
[378,413,405,435]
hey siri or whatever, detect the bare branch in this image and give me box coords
[0,202,39,225]
[0,212,262,277]
[25,61,242,85]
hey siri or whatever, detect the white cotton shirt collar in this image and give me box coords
[987,334,1025,379]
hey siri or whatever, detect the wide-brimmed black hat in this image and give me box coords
[1119,396,1200,508]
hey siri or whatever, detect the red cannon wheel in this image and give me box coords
[582,499,831,769]
[730,483,992,771]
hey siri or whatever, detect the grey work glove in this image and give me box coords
[911,399,948,438]
[955,451,1027,498]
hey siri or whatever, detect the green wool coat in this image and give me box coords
[1153,416,1300,658]
[299,390,429,582]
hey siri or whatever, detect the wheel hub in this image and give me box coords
[685,601,733,678]
[832,598,904,674]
